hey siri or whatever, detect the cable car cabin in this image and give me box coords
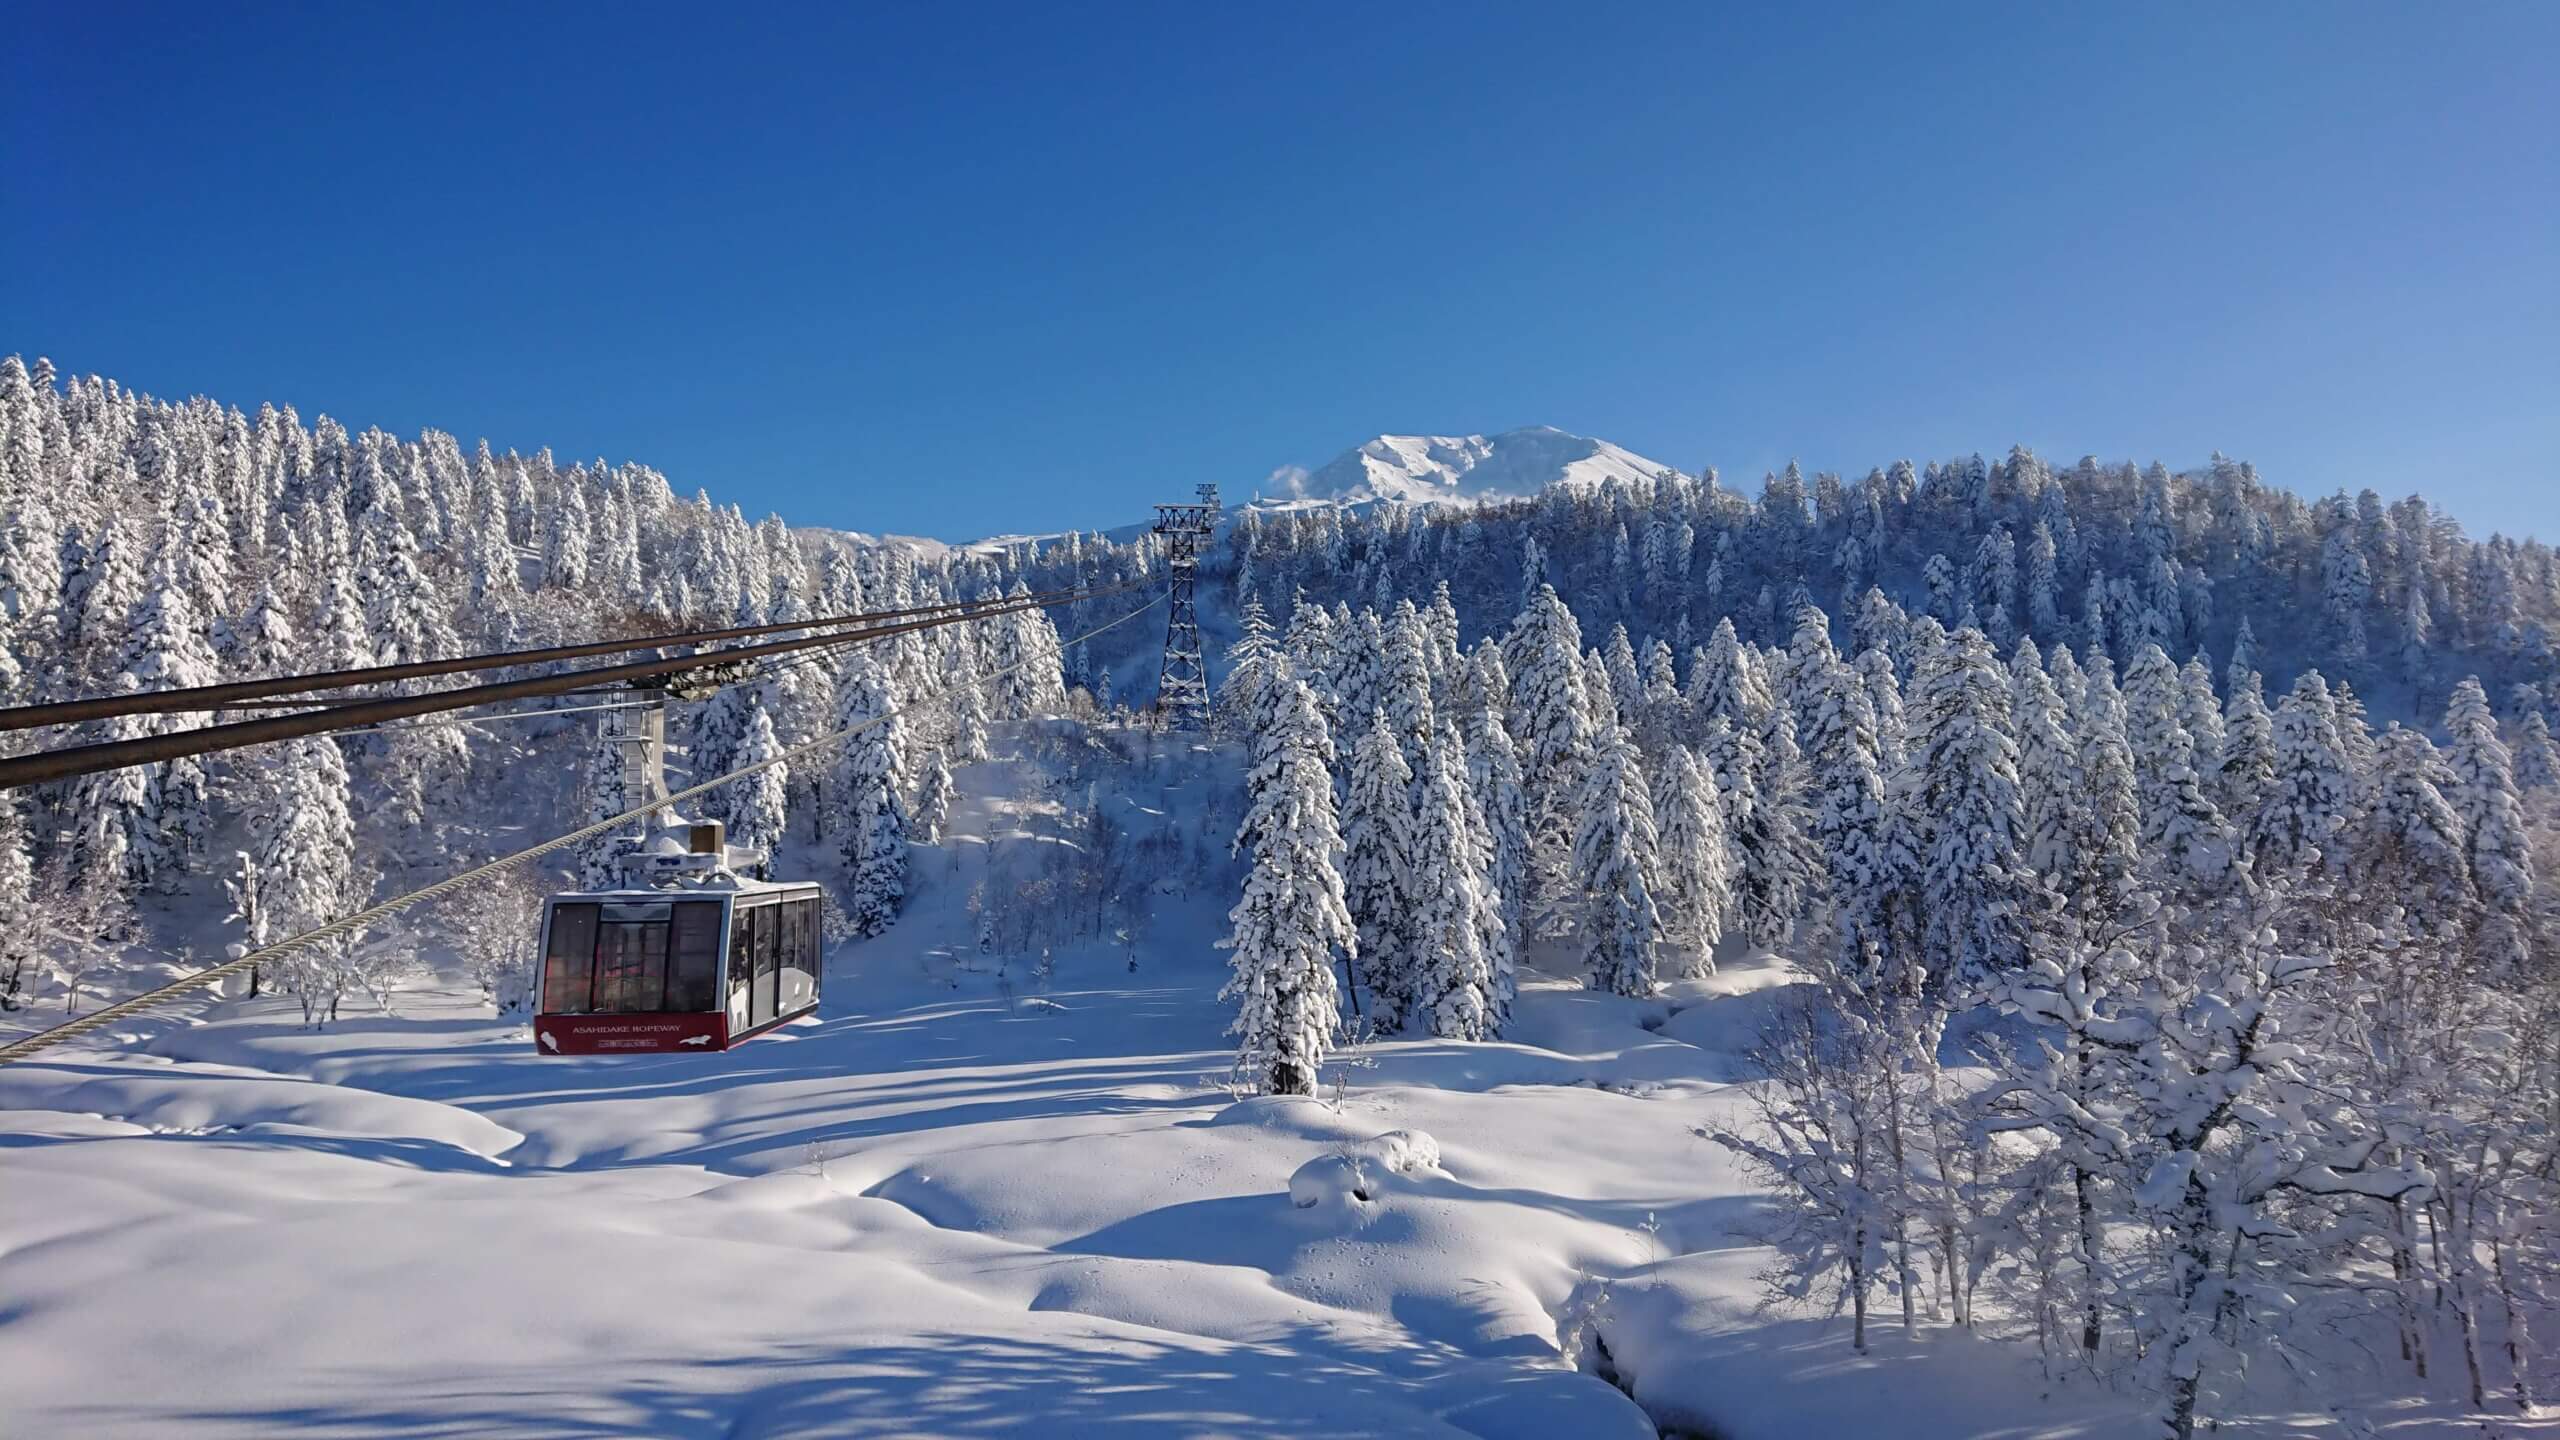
[533,880,825,1055]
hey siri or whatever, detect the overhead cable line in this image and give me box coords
[333,698,664,737]
[0,588,1169,1066]
[0,583,1109,732]
[0,580,1146,791]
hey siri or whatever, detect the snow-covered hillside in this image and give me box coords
[6,356,2556,1439]
[1261,427,1678,508]
[4,730,2482,1440]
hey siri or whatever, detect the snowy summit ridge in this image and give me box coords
[1262,426,1679,508]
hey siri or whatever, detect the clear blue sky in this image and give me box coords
[8,2,2554,542]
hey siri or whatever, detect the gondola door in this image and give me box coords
[752,901,780,1029]
[726,899,782,1038]
[726,901,755,1036]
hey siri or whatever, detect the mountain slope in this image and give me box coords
[1267,426,1679,507]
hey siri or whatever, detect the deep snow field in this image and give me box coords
[1,741,2543,1439]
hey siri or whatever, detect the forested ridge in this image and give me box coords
[0,355,1148,1016]
[3,351,2551,1435]
[1213,448,2558,1435]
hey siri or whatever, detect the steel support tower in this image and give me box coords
[1152,484,1220,729]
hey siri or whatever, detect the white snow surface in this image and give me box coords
[2,741,2535,1439]
[1266,427,1680,508]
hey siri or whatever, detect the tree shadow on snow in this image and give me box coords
[83,1333,1507,1439]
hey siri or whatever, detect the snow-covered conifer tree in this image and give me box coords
[119,552,221,875]
[546,477,591,591]
[1380,600,1438,777]
[1801,653,1895,985]
[1216,595,1282,734]
[2013,646,2084,893]
[726,699,791,871]
[2442,677,2533,969]
[1923,551,1958,623]
[2512,709,2560,795]
[1341,711,1421,1027]
[1284,594,1337,707]
[1640,636,1679,741]
[1581,647,1620,735]
[237,736,361,1013]
[833,656,909,936]
[2176,657,2224,777]
[65,513,145,681]
[1906,627,2030,985]
[947,674,991,764]
[912,745,953,846]
[2122,644,2239,892]
[1324,607,1382,733]
[1463,653,1530,948]
[2322,525,2373,666]
[1603,623,1643,726]
[359,514,459,669]
[2024,520,2063,636]
[1222,677,1352,1095]
[0,794,36,1010]
[2331,679,2380,781]
[2349,726,2473,943]
[1409,733,1505,1039]
[687,684,759,821]
[2215,671,2276,838]
[1425,580,1463,693]
[1855,645,1906,777]
[1573,725,1663,996]
[2225,616,2259,700]
[573,712,637,890]
[1851,587,1907,675]
[1504,584,1595,930]
[2252,672,2353,879]
[1706,712,1809,950]
[1685,616,1750,732]
[1652,744,1734,974]
[2081,572,2110,661]
[988,583,1066,719]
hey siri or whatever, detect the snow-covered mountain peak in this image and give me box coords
[1260,426,1679,508]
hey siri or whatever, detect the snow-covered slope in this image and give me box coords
[1264,427,1679,508]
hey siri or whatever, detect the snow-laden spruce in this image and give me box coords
[1222,674,1354,1096]
[1799,638,1894,988]
[1573,724,1664,997]
[1341,710,1420,1028]
[1461,647,1530,967]
[231,735,374,1024]
[1503,583,1595,937]
[911,745,953,846]
[2440,677,2533,972]
[1651,744,1733,975]
[1407,731,1507,1039]
[834,656,909,937]
[725,698,791,870]
[1903,625,2030,987]
[2122,644,2239,893]
[2251,671,2352,878]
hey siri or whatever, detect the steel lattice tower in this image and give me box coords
[1152,484,1220,729]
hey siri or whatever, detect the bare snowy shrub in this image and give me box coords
[1704,989,1899,1352]
[436,864,546,1015]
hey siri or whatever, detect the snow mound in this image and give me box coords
[1288,1128,1442,1209]
[1266,427,1678,508]
[0,1061,524,1163]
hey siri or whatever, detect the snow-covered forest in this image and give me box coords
[0,355,1160,1017]
[1214,456,2560,1435]
[4,357,2554,1438]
